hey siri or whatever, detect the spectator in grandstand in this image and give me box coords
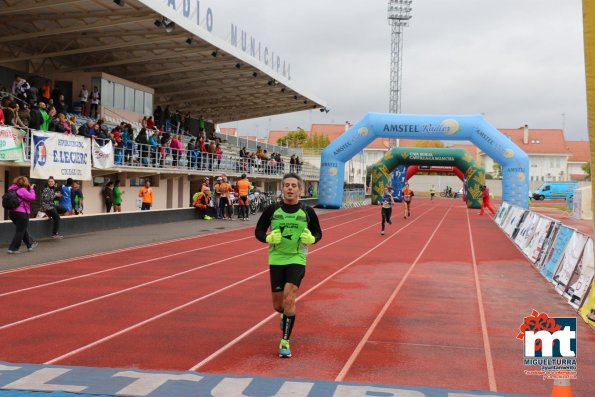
[138,180,153,210]
[163,106,171,132]
[159,132,169,168]
[113,179,124,212]
[28,102,43,130]
[239,146,247,158]
[55,94,68,114]
[28,82,39,104]
[78,84,89,116]
[197,136,207,169]
[148,130,160,166]
[153,106,163,129]
[123,125,135,165]
[71,181,84,215]
[0,106,4,125]
[289,154,296,173]
[141,116,147,128]
[40,176,64,239]
[135,128,149,166]
[90,86,100,118]
[208,140,217,171]
[1,100,17,126]
[295,156,302,173]
[198,115,205,134]
[146,116,155,130]
[59,178,73,215]
[49,113,72,134]
[187,138,196,169]
[41,80,51,103]
[6,176,38,254]
[77,120,96,138]
[11,75,31,102]
[41,105,53,131]
[215,143,222,169]
[103,181,114,213]
[18,103,30,127]
[170,134,183,167]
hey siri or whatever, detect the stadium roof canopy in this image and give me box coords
[0,0,326,123]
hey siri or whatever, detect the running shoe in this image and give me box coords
[7,250,20,254]
[204,215,213,220]
[52,234,64,239]
[279,339,292,358]
[387,219,392,225]
[381,230,385,235]
[27,241,39,252]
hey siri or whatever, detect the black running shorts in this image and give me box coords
[269,264,306,292]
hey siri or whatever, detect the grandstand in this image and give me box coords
[0,0,326,216]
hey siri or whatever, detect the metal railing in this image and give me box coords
[342,189,368,208]
[215,131,304,157]
[17,128,320,180]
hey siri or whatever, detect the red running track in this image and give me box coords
[0,199,592,396]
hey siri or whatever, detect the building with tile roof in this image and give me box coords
[566,140,591,181]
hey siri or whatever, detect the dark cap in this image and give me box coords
[241,174,246,179]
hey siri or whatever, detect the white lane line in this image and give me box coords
[1,214,372,330]
[44,212,387,365]
[466,206,498,392]
[334,204,453,381]
[0,207,362,275]
[189,203,439,371]
[0,236,254,297]
[0,208,368,296]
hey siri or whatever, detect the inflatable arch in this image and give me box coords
[318,113,529,209]
[371,147,485,208]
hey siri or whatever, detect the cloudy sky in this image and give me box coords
[215,0,588,141]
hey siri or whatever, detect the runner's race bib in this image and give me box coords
[403,195,411,201]
[382,201,390,208]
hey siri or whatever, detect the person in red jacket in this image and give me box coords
[479,185,497,215]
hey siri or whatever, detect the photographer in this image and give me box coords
[6,176,38,254]
[40,176,64,238]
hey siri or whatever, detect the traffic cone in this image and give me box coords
[551,378,572,397]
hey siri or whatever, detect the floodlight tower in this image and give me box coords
[388,0,412,116]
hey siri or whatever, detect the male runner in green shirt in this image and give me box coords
[255,173,322,358]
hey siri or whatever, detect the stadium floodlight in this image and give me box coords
[387,0,413,148]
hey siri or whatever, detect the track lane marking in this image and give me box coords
[334,203,454,381]
[466,206,498,391]
[189,202,440,371]
[0,207,363,275]
[43,211,390,365]
[1,214,372,330]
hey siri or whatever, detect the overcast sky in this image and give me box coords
[215,0,588,141]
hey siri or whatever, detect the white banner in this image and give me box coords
[566,238,594,308]
[0,126,26,161]
[526,217,556,264]
[552,232,589,291]
[30,131,92,181]
[514,211,540,250]
[495,201,510,226]
[92,139,114,169]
